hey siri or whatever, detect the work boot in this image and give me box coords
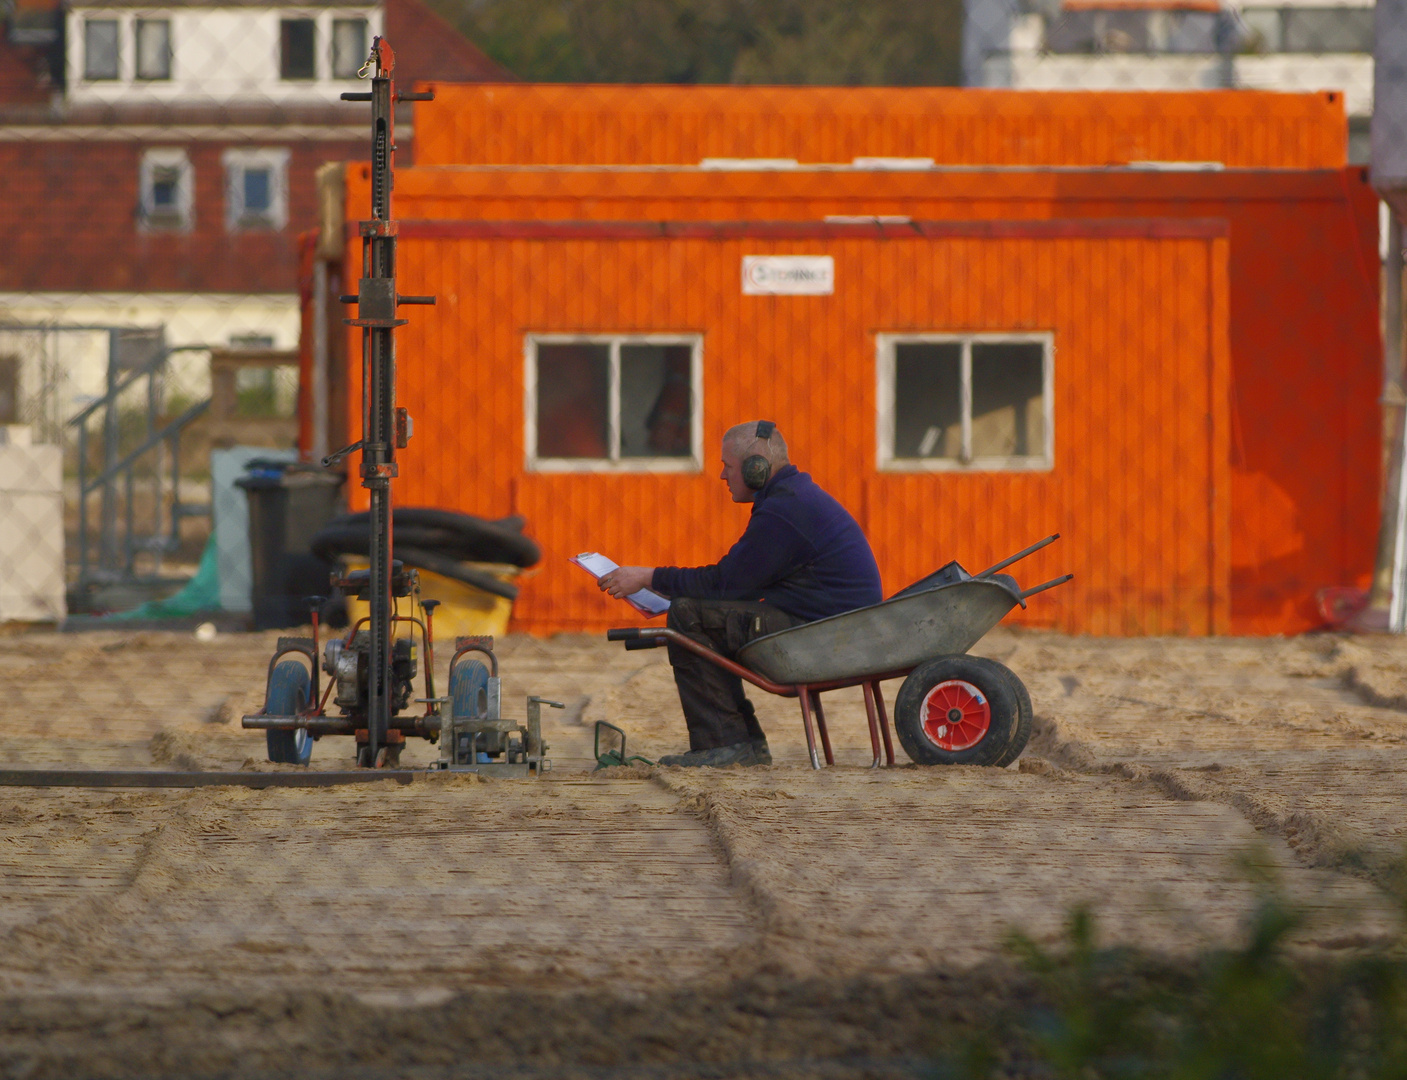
[658,741,757,768]
[751,737,772,765]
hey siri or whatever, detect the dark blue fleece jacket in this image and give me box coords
[651,465,882,623]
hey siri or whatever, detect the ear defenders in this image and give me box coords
[742,420,777,491]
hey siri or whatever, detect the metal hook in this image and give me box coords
[358,34,383,79]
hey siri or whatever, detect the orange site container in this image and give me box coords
[325,90,1376,637]
[413,84,1348,170]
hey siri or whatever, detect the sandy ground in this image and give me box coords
[1,626,1407,1077]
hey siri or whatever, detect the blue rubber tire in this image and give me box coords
[265,660,313,765]
[450,659,489,720]
[449,660,491,762]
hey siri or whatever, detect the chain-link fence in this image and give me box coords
[0,0,1393,629]
[0,0,509,626]
[2,1,1406,1075]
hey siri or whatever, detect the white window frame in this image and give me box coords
[278,15,319,80]
[138,147,193,232]
[82,17,122,80]
[221,148,290,232]
[876,331,1055,472]
[133,17,172,81]
[525,333,704,473]
[330,16,369,79]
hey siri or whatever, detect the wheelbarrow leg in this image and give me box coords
[861,682,883,768]
[812,692,835,766]
[870,680,896,766]
[796,685,822,770]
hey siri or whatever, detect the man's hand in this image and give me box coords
[598,566,656,599]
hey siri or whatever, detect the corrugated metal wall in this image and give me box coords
[413,85,1347,170]
[365,163,1379,635]
[342,196,1231,636]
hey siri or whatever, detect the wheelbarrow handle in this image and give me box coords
[624,638,666,651]
[607,627,643,641]
[976,533,1060,578]
[1019,573,1074,599]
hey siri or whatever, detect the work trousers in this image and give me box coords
[665,597,803,750]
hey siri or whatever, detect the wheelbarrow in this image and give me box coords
[606,535,1072,770]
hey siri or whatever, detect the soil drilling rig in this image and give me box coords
[242,37,561,771]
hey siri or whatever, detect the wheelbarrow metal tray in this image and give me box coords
[736,578,1021,685]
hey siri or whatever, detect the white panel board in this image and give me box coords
[0,443,65,622]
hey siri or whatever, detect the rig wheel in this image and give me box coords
[893,655,1021,767]
[450,660,490,720]
[449,660,492,760]
[265,660,313,766]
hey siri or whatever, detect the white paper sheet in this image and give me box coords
[570,552,671,617]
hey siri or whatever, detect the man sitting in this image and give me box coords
[599,421,882,766]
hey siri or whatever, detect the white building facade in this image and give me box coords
[0,0,505,437]
[965,0,1374,160]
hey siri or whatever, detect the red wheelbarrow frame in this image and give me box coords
[606,626,911,769]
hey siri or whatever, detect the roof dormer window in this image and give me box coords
[83,18,120,80]
[135,19,171,80]
[280,18,317,80]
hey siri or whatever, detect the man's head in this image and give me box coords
[720,421,790,503]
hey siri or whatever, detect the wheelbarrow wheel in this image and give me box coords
[894,655,1020,767]
[265,660,313,765]
[986,660,1034,768]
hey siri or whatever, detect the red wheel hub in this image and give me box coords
[920,680,991,751]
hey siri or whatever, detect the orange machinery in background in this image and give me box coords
[313,88,1378,637]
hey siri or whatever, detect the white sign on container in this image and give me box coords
[742,255,835,296]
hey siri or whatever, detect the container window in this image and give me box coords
[880,334,1052,471]
[893,342,962,459]
[620,344,693,458]
[528,336,702,471]
[535,343,610,459]
[970,342,1046,459]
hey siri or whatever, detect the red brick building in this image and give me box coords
[0,0,508,426]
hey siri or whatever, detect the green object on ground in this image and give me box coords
[107,534,221,620]
[593,720,654,770]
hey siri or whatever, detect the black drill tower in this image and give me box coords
[335,38,434,765]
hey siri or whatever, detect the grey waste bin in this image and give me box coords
[235,461,344,630]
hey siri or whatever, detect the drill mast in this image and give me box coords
[338,38,434,764]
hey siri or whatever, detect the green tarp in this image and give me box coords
[106,534,221,620]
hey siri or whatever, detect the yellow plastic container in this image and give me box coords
[341,557,517,638]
